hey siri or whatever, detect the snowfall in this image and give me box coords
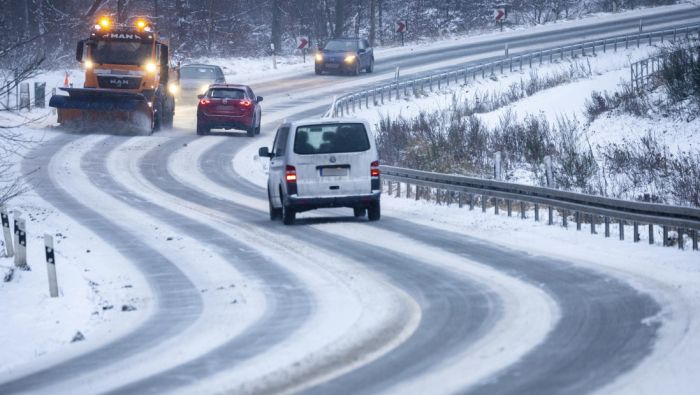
[1,3,700,394]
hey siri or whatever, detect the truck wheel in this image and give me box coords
[163,109,174,129]
[368,201,381,221]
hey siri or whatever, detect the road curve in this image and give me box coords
[203,137,661,395]
[0,135,202,394]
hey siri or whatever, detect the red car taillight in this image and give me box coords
[199,99,211,106]
[240,100,252,107]
[371,160,380,177]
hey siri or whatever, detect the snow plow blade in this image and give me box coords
[49,88,153,134]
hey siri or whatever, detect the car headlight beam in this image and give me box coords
[315,53,324,62]
[344,55,357,64]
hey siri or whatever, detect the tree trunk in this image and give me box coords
[369,0,376,46]
[334,0,344,38]
[378,0,383,45]
[271,0,282,54]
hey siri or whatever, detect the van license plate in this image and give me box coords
[321,167,348,176]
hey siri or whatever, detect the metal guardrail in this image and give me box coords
[630,46,700,91]
[381,165,700,250]
[328,23,700,117]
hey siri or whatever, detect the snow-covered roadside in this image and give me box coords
[0,130,152,377]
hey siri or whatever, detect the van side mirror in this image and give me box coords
[258,147,271,158]
[256,96,263,103]
[76,40,85,62]
[197,94,204,99]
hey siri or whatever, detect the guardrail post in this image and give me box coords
[436,189,442,205]
[1,206,13,257]
[520,202,526,219]
[692,230,698,250]
[365,92,369,109]
[637,33,640,48]
[562,210,568,228]
[482,195,487,212]
[549,50,553,63]
[633,222,640,242]
[648,33,651,46]
[614,38,618,52]
[625,35,629,49]
[458,192,463,208]
[429,76,433,91]
[619,220,625,241]
[519,56,522,70]
[494,198,499,215]
[438,75,441,90]
[396,182,401,198]
[590,214,596,234]
[507,200,512,217]
[576,211,581,230]
[529,54,532,68]
[582,43,585,57]
[673,28,676,42]
[415,185,420,201]
[534,204,539,221]
[548,206,553,225]
[561,47,564,60]
[406,183,412,199]
[649,224,654,245]
[592,41,596,56]
[539,51,543,65]
[603,39,606,53]
[388,180,393,195]
[678,229,684,250]
[45,234,59,297]
[468,193,474,210]
[605,217,610,237]
[663,226,668,246]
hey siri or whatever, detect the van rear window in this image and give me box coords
[294,123,370,155]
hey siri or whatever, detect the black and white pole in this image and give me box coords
[45,234,59,297]
[1,206,13,257]
[16,218,28,269]
[13,210,21,266]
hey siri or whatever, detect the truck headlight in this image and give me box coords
[168,83,179,94]
[84,59,94,70]
[145,62,157,73]
[344,55,357,64]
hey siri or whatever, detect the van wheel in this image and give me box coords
[368,201,381,221]
[269,191,282,220]
[282,204,296,225]
[353,207,366,218]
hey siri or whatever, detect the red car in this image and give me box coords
[196,84,263,136]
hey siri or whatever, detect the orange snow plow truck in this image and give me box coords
[50,16,177,134]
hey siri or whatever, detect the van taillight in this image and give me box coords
[370,160,380,177]
[199,99,210,106]
[285,165,298,195]
[285,165,297,182]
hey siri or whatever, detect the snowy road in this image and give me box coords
[3,5,700,394]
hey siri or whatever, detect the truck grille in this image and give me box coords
[97,75,142,89]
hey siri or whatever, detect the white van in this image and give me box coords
[259,118,381,225]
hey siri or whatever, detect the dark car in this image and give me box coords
[177,64,225,103]
[314,38,374,76]
[196,84,263,137]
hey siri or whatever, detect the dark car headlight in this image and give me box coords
[344,54,357,63]
[315,53,324,62]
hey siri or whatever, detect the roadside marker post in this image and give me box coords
[396,21,406,46]
[13,211,21,266]
[16,218,28,269]
[45,234,59,297]
[1,207,13,257]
